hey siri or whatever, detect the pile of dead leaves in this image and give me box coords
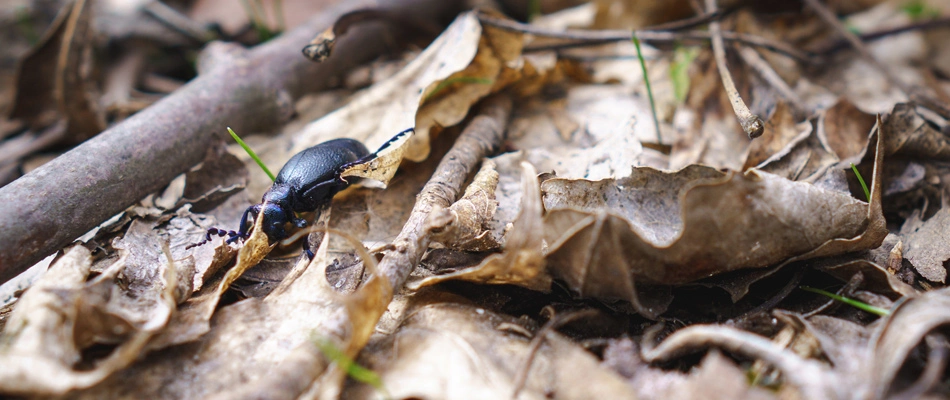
[2,0,950,399]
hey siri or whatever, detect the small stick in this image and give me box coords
[813,16,950,55]
[705,0,764,139]
[737,45,807,113]
[511,309,599,399]
[478,13,815,63]
[803,0,950,119]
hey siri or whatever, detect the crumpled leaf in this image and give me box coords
[293,11,522,162]
[899,200,950,283]
[410,161,549,292]
[0,237,176,396]
[344,300,637,400]
[867,287,950,399]
[539,119,886,316]
[180,143,248,212]
[340,127,413,187]
[743,101,812,171]
[66,228,390,400]
[883,102,950,161]
[427,159,503,251]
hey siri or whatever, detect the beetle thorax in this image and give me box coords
[262,183,294,209]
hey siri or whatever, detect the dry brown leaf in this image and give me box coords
[0,237,176,396]
[743,101,812,170]
[67,229,390,399]
[344,300,637,399]
[428,159,502,251]
[669,351,777,400]
[899,202,950,283]
[410,161,549,292]
[868,287,950,399]
[883,102,950,161]
[819,98,876,162]
[293,12,522,162]
[539,121,886,316]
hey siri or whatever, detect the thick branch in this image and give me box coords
[0,0,465,283]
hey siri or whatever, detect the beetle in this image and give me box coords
[191,128,413,248]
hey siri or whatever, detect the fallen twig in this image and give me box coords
[479,13,815,63]
[0,0,465,284]
[705,0,764,139]
[512,308,599,399]
[812,16,950,56]
[376,94,512,292]
[737,45,806,114]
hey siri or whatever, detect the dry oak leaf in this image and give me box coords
[542,121,887,298]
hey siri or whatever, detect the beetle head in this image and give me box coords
[259,184,295,242]
[259,202,291,242]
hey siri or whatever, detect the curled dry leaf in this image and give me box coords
[743,101,812,171]
[868,287,950,399]
[68,229,391,400]
[883,103,950,161]
[540,119,887,316]
[146,213,273,350]
[293,11,523,162]
[899,202,950,283]
[428,159,502,251]
[0,237,177,396]
[411,161,549,292]
[345,301,637,400]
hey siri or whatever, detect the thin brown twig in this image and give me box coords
[803,0,950,119]
[643,8,727,32]
[813,16,950,55]
[478,13,816,63]
[705,0,764,139]
[737,45,807,114]
[511,308,599,399]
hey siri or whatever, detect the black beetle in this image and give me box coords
[192,128,412,248]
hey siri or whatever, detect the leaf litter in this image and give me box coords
[4,1,950,399]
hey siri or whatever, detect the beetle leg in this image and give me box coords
[227,204,260,243]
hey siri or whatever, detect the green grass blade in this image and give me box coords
[850,163,870,201]
[227,127,275,182]
[800,286,890,316]
[670,45,698,104]
[315,338,391,399]
[632,35,662,144]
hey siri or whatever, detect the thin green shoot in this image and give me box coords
[423,77,493,102]
[670,45,699,104]
[527,0,541,22]
[850,163,870,202]
[315,337,391,399]
[632,35,662,144]
[901,0,939,20]
[801,286,890,317]
[227,127,276,182]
